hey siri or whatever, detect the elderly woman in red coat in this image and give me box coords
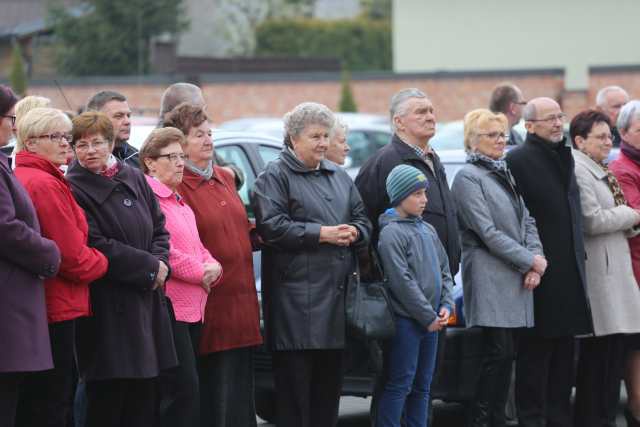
[163,103,262,427]
[609,100,640,427]
[13,107,108,427]
[0,86,61,427]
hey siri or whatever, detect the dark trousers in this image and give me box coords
[199,346,258,427]
[85,378,157,427]
[0,372,24,427]
[272,349,344,427]
[515,332,575,427]
[16,320,76,427]
[159,321,201,427]
[574,334,626,427]
[469,327,517,427]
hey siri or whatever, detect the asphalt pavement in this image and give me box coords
[257,395,629,426]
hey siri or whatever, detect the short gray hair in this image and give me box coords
[617,100,640,132]
[596,85,629,107]
[283,102,334,147]
[389,88,427,132]
[330,115,348,138]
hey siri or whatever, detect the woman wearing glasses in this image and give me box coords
[66,111,177,427]
[139,127,223,427]
[12,107,108,427]
[163,103,262,427]
[570,109,640,427]
[0,87,62,427]
[451,109,546,427]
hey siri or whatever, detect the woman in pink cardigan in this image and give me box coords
[140,127,222,427]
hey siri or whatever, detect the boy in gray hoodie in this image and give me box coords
[376,164,454,427]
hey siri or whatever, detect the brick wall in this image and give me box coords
[22,68,639,123]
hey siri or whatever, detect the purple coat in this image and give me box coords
[0,152,60,373]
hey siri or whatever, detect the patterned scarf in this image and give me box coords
[466,151,508,173]
[581,150,627,206]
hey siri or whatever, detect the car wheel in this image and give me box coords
[255,389,276,424]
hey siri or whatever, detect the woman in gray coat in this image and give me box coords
[570,109,640,427]
[252,102,371,427]
[451,109,546,427]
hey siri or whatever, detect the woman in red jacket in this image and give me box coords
[163,103,262,427]
[13,107,108,427]
[610,100,640,427]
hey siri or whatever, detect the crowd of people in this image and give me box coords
[1,78,640,427]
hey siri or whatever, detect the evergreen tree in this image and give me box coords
[338,68,357,112]
[9,43,27,97]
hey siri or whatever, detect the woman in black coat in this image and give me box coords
[253,102,371,427]
[0,86,61,427]
[66,112,177,427]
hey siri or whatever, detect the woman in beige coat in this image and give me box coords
[571,109,640,427]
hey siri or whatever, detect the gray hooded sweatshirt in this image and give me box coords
[378,209,455,329]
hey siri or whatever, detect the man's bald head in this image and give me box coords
[160,83,205,118]
[523,97,565,143]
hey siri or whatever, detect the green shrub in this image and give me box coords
[256,18,391,71]
[339,68,357,112]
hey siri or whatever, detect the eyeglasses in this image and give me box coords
[2,115,16,126]
[154,153,186,163]
[528,113,566,124]
[37,133,73,144]
[74,140,109,152]
[477,132,507,141]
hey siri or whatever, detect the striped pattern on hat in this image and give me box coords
[386,164,429,207]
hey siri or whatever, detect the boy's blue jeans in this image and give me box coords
[376,316,439,427]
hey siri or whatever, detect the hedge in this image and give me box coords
[255,18,391,71]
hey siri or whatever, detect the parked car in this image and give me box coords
[218,114,393,178]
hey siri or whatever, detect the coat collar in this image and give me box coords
[0,150,11,174]
[180,165,229,190]
[145,174,175,199]
[14,151,66,182]
[572,149,607,180]
[66,159,140,204]
[280,147,337,174]
[391,134,427,162]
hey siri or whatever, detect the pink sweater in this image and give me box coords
[146,175,222,322]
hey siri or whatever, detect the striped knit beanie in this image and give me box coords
[386,164,429,206]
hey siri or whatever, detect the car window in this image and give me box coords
[257,145,281,167]
[347,131,390,168]
[215,144,256,216]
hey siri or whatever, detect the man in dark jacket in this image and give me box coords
[489,83,527,146]
[86,91,140,168]
[595,85,629,147]
[506,97,593,427]
[355,88,460,422]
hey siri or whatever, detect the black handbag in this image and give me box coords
[345,248,395,340]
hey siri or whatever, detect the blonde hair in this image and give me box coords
[15,96,51,127]
[463,108,508,152]
[16,107,71,152]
